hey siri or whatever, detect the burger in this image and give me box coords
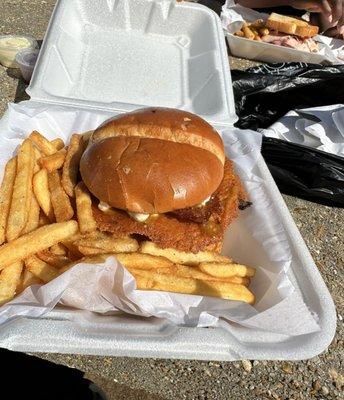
[80,107,250,253]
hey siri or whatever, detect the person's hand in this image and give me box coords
[308,1,344,36]
[291,0,341,15]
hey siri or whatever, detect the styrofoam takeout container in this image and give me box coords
[226,33,332,64]
[222,6,344,64]
[0,0,336,360]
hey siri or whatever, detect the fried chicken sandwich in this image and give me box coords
[80,107,250,253]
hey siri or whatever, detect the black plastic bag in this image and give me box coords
[232,62,344,130]
[231,62,344,207]
[262,137,344,207]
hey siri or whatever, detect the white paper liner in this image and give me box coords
[262,104,344,157]
[0,102,320,336]
[221,0,344,64]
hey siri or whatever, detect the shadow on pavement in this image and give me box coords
[86,373,168,400]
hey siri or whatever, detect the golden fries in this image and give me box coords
[199,262,255,278]
[25,256,59,282]
[0,261,23,305]
[250,19,264,29]
[6,139,34,241]
[132,269,255,304]
[234,30,245,37]
[62,134,85,197]
[39,149,67,172]
[259,27,269,36]
[48,170,74,222]
[140,241,229,265]
[0,157,17,244]
[76,233,139,253]
[235,20,269,41]
[22,193,40,234]
[29,131,57,156]
[33,169,55,221]
[115,252,173,269]
[242,23,255,40]
[150,264,250,285]
[51,138,65,150]
[36,250,70,268]
[0,221,78,270]
[75,182,97,233]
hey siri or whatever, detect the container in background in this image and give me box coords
[15,48,39,83]
[0,35,38,68]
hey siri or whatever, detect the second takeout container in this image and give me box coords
[0,0,336,360]
[222,4,344,64]
[226,33,333,64]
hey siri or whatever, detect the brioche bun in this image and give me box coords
[80,107,225,213]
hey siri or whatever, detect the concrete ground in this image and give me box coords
[0,1,343,399]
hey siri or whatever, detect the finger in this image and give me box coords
[338,3,344,27]
[324,26,340,36]
[322,0,334,14]
[329,0,343,22]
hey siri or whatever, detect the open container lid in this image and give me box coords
[28,0,237,126]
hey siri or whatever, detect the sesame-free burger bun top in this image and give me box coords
[80,107,225,214]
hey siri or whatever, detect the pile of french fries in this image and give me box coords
[234,19,270,41]
[0,131,255,307]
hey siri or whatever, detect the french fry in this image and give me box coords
[250,19,264,29]
[0,157,17,244]
[50,243,67,255]
[25,255,59,282]
[17,269,42,293]
[29,131,57,156]
[77,245,109,255]
[242,23,255,40]
[22,147,40,235]
[259,27,269,36]
[48,170,74,222]
[36,250,70,268]
[38,149,67,172]
[51,138,65,150]
[140,241,230,265]
[234,30,245,37]
[115,252,173,269]
[6,139,34,241]
[75,234,139,253]
[62,134,85,197]
[33,169,55,221]
[250,27,259,36]
[34,146,42,161]
[22,193,40,234]
[131,269,255,304]
[0,220,78,270]
[199,262,255,278]
[75,182,97,233]
[151,264,250,285]
[0,261,24,305]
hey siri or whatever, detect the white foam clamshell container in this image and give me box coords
[0,0,336,360]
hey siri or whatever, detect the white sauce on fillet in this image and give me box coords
[98,196,212,221]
